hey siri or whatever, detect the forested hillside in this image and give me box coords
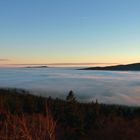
[0,89,140,140]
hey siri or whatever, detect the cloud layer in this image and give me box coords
[0,67,140,106]
[0,59,10,61]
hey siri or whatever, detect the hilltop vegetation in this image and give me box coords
[0,88,140,140]
[80,63,140,71]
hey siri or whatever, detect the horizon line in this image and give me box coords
[2,63,119,65]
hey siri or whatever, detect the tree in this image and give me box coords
[66,90,76,102]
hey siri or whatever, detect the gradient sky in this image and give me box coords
[0,0,140,65]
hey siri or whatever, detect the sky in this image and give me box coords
[0,0,140,66]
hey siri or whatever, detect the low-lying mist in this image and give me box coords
[0,67,140,106]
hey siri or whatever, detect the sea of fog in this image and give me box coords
[0,67,140,106]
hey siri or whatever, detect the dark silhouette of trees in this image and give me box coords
[1,88,140,140]
[66,90,76,102]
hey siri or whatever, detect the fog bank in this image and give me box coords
[0,67,140,106]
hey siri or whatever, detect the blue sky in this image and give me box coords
[0,0,140,65]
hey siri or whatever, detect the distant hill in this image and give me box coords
[25,65,48,68]
[79,63,140,71]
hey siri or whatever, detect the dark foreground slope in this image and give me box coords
[80,63,140,71]
[0,88,140,140]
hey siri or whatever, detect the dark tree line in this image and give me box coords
[0,88,140,140]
